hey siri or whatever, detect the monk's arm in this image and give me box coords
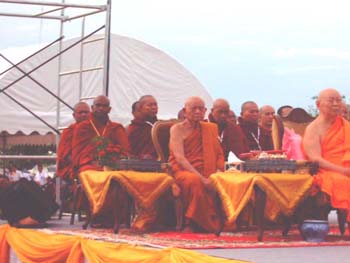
[303,124,350,176]
[115,125,130,155]
[169,125,202,178]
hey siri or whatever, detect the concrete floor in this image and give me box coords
[1,211,349,263]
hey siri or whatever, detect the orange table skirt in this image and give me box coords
[211,172,313,223]
[79,170,174,215]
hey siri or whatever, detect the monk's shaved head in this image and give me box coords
[316,88,342,118]
[92,95,111,120]
[73,101,90,123]
[184,96,206,122]
[138,95,158,119]
[211,98,230,125]
[185,96,205,107]
[93,95,110,106]
[212,98,230,109]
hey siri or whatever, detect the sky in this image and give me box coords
[0,0,350,115]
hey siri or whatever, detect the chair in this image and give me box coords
[272,108,347,235]
[151,120,183,230]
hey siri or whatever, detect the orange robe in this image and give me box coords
[127,118,158,160]
[72,115,129,173]
[57,123,76,179]
[169,122,225,232]
[312,117,350,210]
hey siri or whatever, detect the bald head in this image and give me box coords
[211,98,230,125]
[138,95,158,119]
[259,105,275,130]
[73,102,90,123]
[316,88,342,118]
[184,96,206,122]
[241,101,259,123]
[92,95,111,120]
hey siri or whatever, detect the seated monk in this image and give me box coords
[127,95,158,160]
[72,95,129,228]
[169,96,225,233]
[208,98,248,160]
[303,88,350,219]
[72,95,129,172]
[238,101,273,151]
[57,102,90,180]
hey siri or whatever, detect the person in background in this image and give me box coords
[33,163,48,186]
[259,105,275,131]
[227,110,237,125]
[277,105,293,119]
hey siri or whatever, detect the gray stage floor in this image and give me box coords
[1,211,349,263]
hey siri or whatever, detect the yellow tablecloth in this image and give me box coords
[210,172,313,223]
[79,170,174,215]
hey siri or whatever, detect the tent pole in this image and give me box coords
[103,0,111,96]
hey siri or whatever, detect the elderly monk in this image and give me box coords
[57,102,90,179]
[169,96,225,233]
[238,101,273,151]
[259,105,275,131]
[72,95,129,172]
[208,99,248,160]
[127,95,158,160]
[303,88,350,218]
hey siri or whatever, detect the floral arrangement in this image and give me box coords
[93,136,128,169]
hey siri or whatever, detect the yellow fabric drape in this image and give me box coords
[211,172,312,223]
[0,224,248,263]
[79,170,174,215]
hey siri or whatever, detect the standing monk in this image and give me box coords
[169,96,225,233]
[72,95,129,173]
[303,88,350,218]
[127,95,158,160]
[57,102,90,179]
[208,99,248,160]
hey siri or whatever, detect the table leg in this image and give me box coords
[254,185,266,241]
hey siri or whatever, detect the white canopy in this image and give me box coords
[0,34,212,135]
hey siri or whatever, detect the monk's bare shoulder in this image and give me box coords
[304,119,320,137]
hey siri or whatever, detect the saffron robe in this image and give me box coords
[72,115,129,173]
[127,117,158,160]
[238,117,273,151]
[311,117,350,210]
[208,114,249,160]
[169,122,225,232]
[57,123,76,179]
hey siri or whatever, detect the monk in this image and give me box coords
[227,110,237,125]
[259,105,275,131]
[238,101,273,151]
[72,95,129,172]
[127,95,158,160]
[303,88,350,218]
[208,99,248,160]
[56,102,90,179]
[169,96,225,233]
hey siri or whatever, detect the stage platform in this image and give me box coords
[1,212,350,263]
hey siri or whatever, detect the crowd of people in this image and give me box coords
[1,87,350,234]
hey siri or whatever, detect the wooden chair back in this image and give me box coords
[151,120,178,162]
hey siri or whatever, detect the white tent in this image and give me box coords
[0,34,212,135]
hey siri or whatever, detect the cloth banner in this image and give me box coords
[0,224,247,263]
